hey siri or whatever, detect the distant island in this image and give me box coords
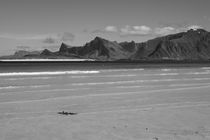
[1,29,210,62]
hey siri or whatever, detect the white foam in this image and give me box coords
[101,68,144,72]
[72,80,143,86]
[6,77,53,81]
[0,86,20,90]
[157,73,179,76]
[161,69,172,72]
[70,74,137,78]
[29,85,51,88]
[0,70,100,77]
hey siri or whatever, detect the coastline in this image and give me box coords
[1,58,210,63]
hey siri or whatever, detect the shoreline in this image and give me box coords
[0,59,210,64]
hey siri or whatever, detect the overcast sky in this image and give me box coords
[0,0,210,55]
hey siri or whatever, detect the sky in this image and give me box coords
[0,0,210,55]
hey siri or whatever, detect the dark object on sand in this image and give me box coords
[58,111,78,115]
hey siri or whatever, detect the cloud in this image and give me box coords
[158,21,190,29]
[120,25,152,36]
[92,24,205,38]
[92,25,152,36]
[93,24,204,37]
[92,26,118,34]
[153,25,204,36]
[154,27,177,36]
[187,25,203,30]
[105,26,118,32]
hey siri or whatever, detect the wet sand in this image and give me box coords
[0,65,210,140]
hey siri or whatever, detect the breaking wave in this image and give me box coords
[101,68,144,72]
[6,77,53,81]
[0,86,20,90]
[0,70,100,77]
[161,69,172,72]
[156,73,179,76]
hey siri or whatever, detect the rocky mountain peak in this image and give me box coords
[59,43,71,52]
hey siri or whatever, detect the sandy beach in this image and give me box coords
[0,64,210,140]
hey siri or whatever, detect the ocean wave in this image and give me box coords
[0,70,100,77]
[6,77,53,81]
[0,86,21,90]
[161,69,172,72]
[0,85,50,90]
[101,68,144,72]
[70,74,137,78]
[156,73,179,76]
[72,80,144,86]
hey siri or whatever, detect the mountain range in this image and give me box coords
[2,29,210,61]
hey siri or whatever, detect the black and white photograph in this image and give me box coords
[0,0,210,139]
